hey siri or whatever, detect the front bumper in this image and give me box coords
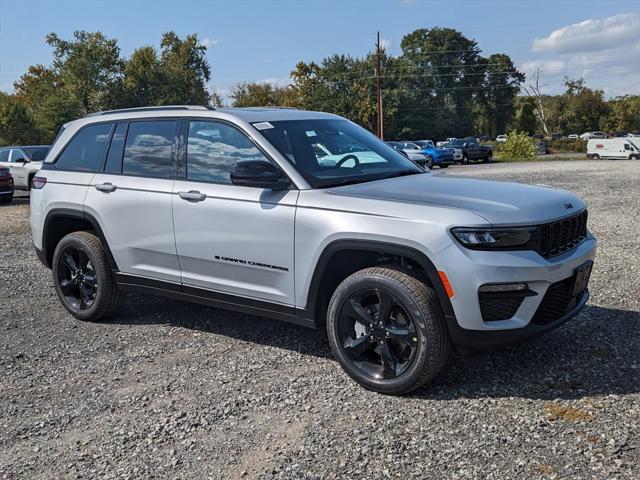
[434,233,597,348]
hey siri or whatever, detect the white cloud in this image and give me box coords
[199,37,219,48]
[380,38,392,52]
[521,60,566,76]
[256,77,292,87]
[532,13,640,53]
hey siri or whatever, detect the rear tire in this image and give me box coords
[52,231,122,322]
[484,153,493,163]
[0,193,12,205]
[426,156,434,170]
[440,164,449,168]
[462,154,469,165]
[326,267,451,395]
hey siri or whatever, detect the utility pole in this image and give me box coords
[375,31,384,140]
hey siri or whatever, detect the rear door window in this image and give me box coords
[122,121,177,178]
[55,123,113,172]
[0,149,9,162]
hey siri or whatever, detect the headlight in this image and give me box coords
[451,227,536,250]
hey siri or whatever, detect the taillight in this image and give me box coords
[31,176,47,189]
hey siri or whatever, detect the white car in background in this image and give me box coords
[568,134,579,140]
[0,145,51,190]
[496,134,507,142]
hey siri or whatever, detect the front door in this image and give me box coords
[172,119,297,305]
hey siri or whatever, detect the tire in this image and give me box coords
[52,231,122,322]
[0,193,12,205]
[440,164,449,169]
[630,154,638,160]
[326,267,451,395]
[462,154,469,165]
[484,153,493,163]
[426,156,434,170]
[593,154,600,159]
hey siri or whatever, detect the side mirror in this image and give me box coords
[230,160,291,190]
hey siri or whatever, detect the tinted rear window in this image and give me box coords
[55,123,113,172]
[122,121,177,178]
[0,149,8,162]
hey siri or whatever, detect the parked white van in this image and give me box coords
[587,138,640,160]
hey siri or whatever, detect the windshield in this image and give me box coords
[22,146,50,161]
[414,141,434,148]
[256,119,424,188]
[448,139,465,147]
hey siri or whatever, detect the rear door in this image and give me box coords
[84,119,182,284]
[172,119,297,305]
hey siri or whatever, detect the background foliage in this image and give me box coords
[1,28,638,147]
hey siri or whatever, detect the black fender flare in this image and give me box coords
[303,239,457,333]
[42,208,118,271]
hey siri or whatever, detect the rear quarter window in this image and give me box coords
[55,123,113,172]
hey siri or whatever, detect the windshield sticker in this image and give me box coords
[253,122,274,130]
[305,130,317,137]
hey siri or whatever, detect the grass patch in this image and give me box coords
[544,403,594,422]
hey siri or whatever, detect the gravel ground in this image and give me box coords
[1,160,639,479]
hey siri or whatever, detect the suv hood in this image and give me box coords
[328,173,586,225]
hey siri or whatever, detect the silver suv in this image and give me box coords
[30,106,596,394]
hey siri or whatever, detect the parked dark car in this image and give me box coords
[0,166,14,204]
[536,141,550,155]
[447,137,493,164]
[532,134,545,140]
[614,131,629,137]
[478,134,491,142]
[551,133,563,140]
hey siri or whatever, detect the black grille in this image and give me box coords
[535,210,588,258]
[532,278,586,325]
[479,293,525,321]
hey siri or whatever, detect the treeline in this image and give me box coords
[1,28,638,147]
[232,28,639,139]
[0,30,216,145]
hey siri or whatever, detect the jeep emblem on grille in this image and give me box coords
[564,203,574,209]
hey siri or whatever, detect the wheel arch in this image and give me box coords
[302,239,457,332]
[42,208,118,271]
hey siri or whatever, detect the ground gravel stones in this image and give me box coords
[1,160,639,479]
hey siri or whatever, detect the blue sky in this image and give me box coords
[1,0,638,102]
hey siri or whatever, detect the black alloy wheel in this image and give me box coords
[337,288,418,380]
[56,245,98,310]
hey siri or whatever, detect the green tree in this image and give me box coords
[231,82,297,107]
[159,32,211,105]
[122,46,164,107]
[46,31,123,113]
[552,78,608,133]
[512,97,538,134]
[476,53,524,136]
[0,93,41,146]
[36,89,83,142]
[603,95,640,132]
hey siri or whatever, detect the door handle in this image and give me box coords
[178,190,206,202]
[95,182,117,193]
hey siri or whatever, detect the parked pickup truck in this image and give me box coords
[447,138,493,164]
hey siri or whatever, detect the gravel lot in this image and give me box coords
[1,160,638,479]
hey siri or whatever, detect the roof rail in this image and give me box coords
[85,105,214,117]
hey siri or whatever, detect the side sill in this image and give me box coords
[114,273,316,329]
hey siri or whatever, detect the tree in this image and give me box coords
[159,32,211,105]
[0,93,41,145]
[231,82,297,107]
[523,67,550,136]
[603,95,640,132]
[46,31,123,113]
[36,89,83,142]
[553,78,608,133]
[122,46,164,107]
[476,53,524,136]
[512,97,537,134]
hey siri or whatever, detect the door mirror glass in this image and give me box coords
[230,160,290,189]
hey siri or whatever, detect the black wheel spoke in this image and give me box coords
[59,278,75,295]
[376,290,394,323]
[344,335,373,359]
[78,249,88,269]
[386,326,412,341]
[346,298,373,326]
[83,273,97,286]
[62,253,77,272]
[380,342,398,379]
